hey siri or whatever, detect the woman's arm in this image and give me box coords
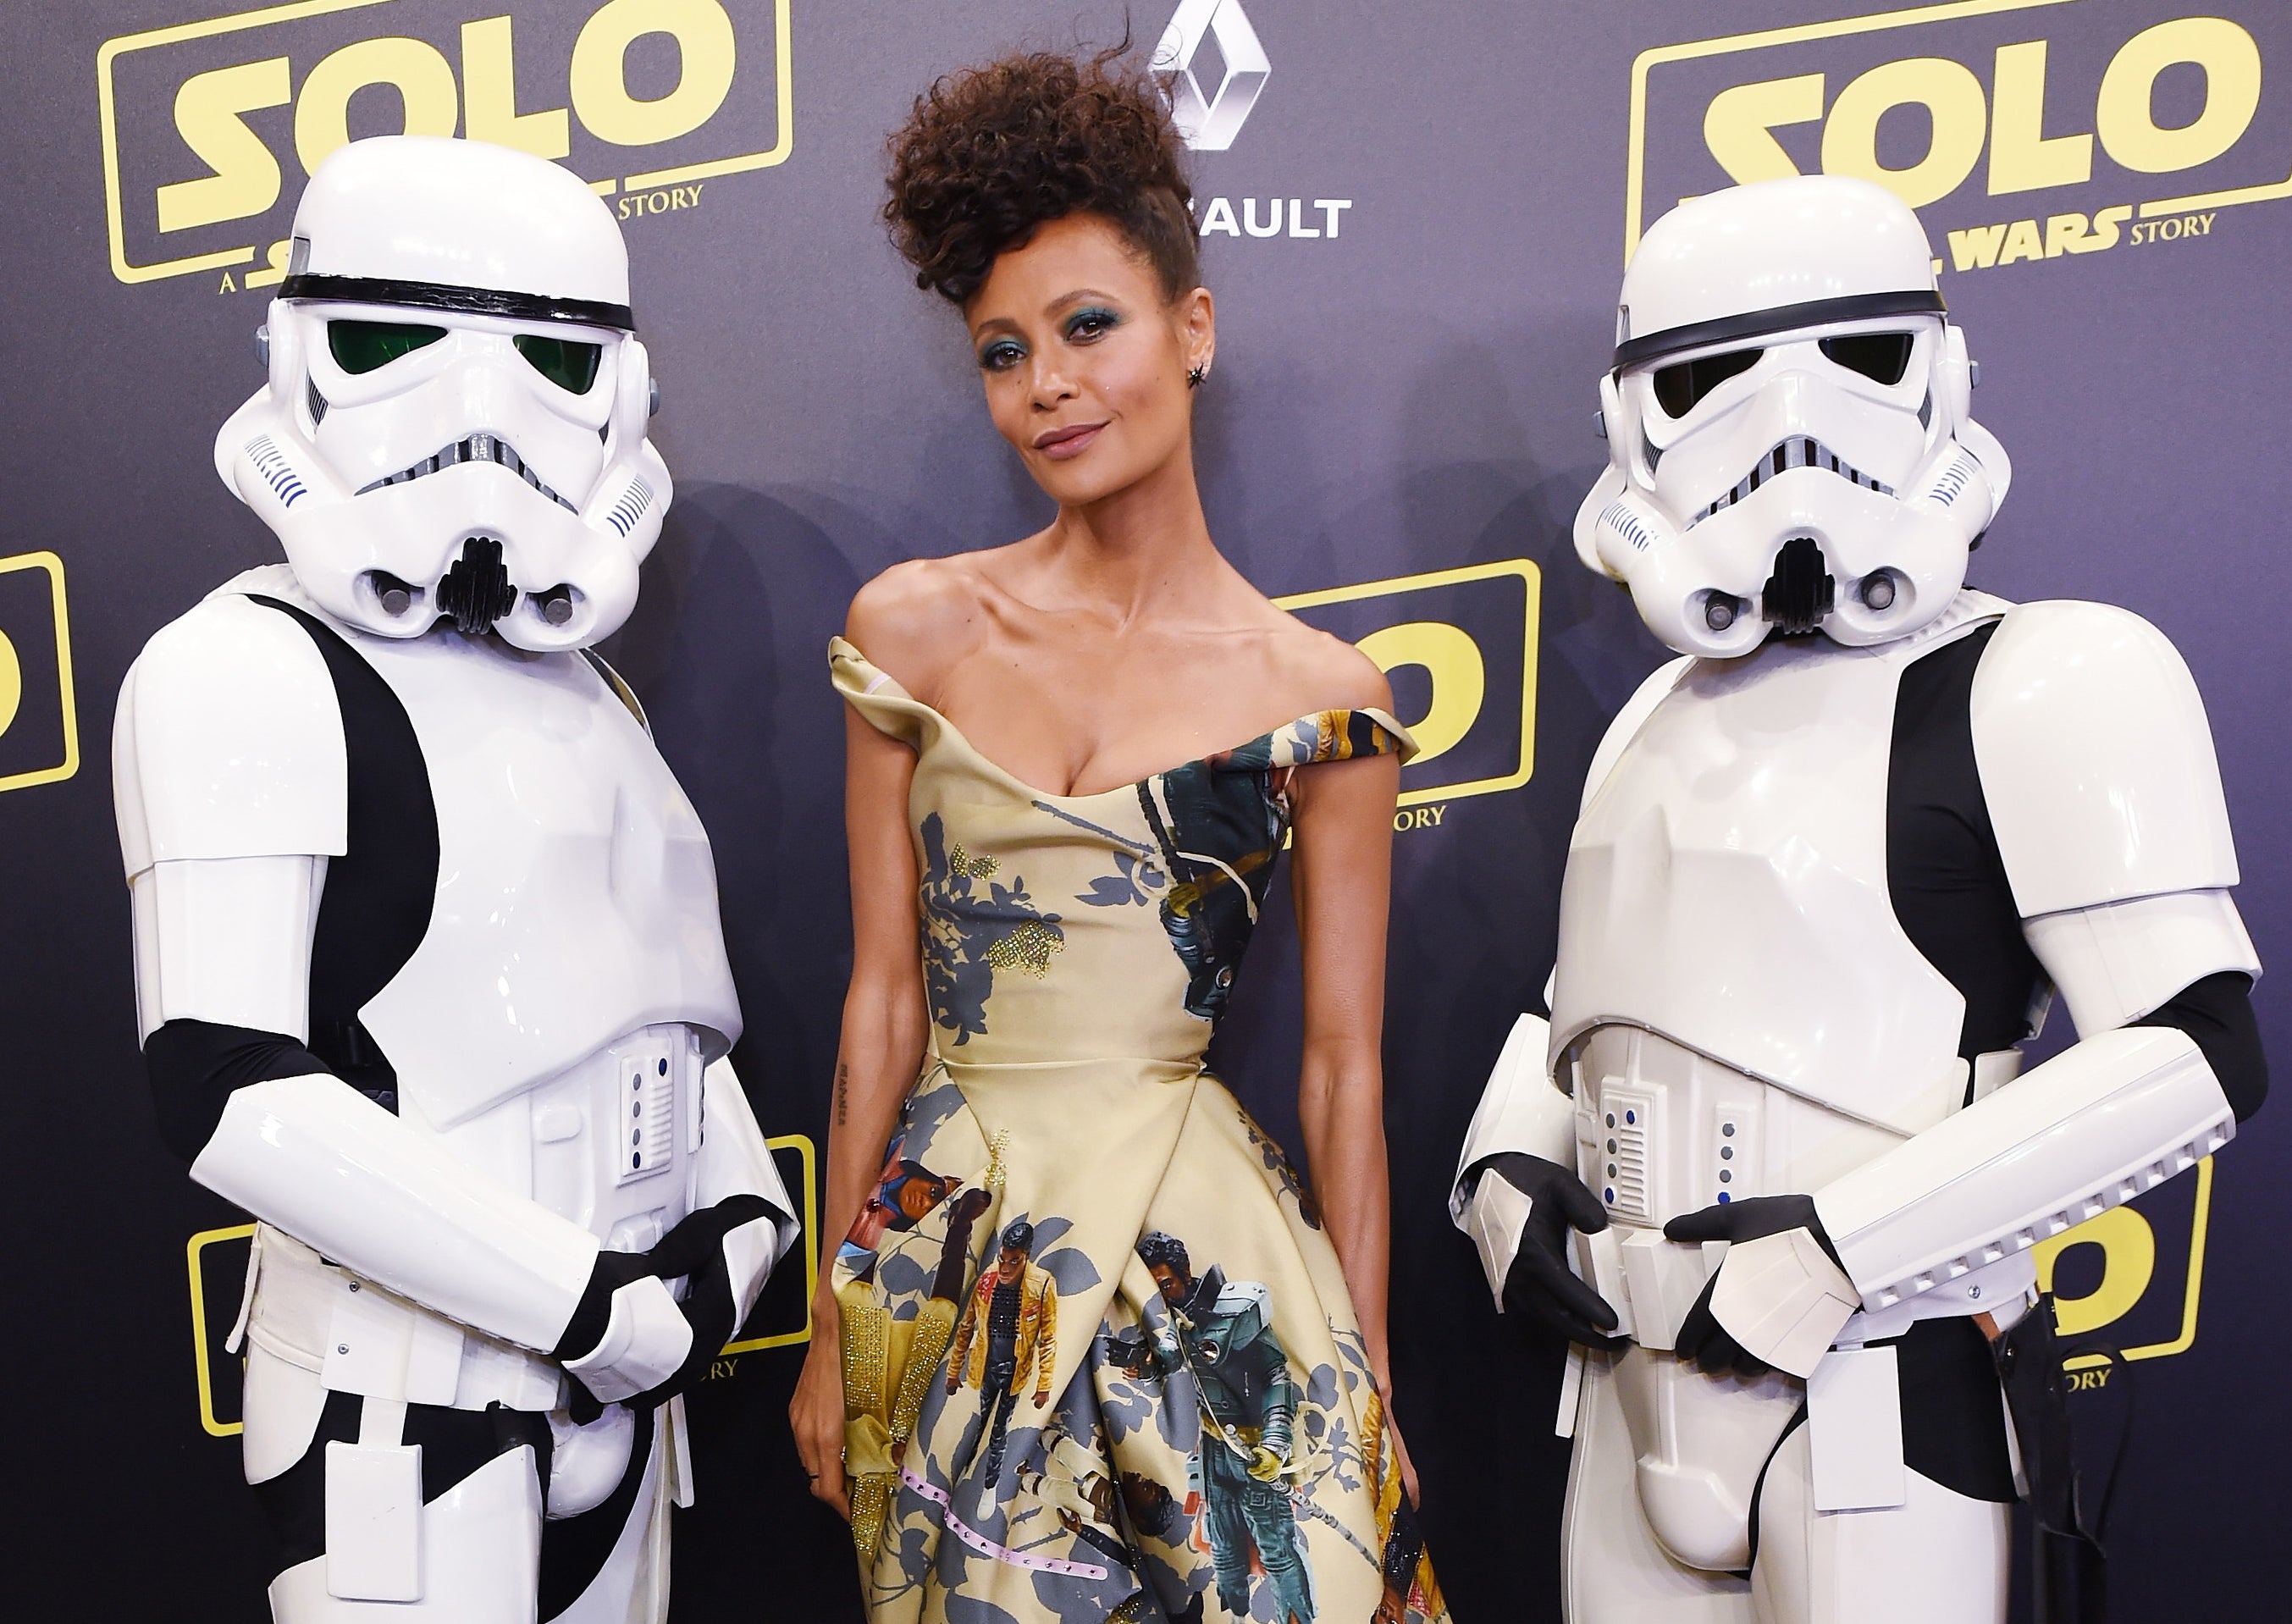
[789,698,931,1516]
[1285,743,1417,1500]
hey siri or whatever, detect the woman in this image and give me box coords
[790,50,1444,1624]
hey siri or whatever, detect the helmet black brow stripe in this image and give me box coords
[1615,289,1943,372]
[281,273,633,332]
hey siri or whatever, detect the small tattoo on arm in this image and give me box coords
[836,1063,850,1126]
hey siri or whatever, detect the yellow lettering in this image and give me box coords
[1997,217,2045,265]
[295,37,460,177]
[2043,212,2088,257]
[1701,74,1825,185]
[1947,221,2009,271]
[1425,804,1445,826]
[2088,204,2132,251]
[1821,57,1986,208]
[2035,1203,2156,1339]
[157,58,291,234]
[462,16,570,159]
[572,0,737,147]
[1356,621,1484,768]
[217,270,237,293]
[1987,41,2091,196]
[0,627,18,737]
[2096,18,2262,175]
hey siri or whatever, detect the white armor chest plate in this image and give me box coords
[1552,597,2004,1143]
[323,610,740,1242]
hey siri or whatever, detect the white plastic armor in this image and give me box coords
[115,136,792,1624]
[1576,174,2008,660]
[1456,175,2258,1623]
[217,135,670,650]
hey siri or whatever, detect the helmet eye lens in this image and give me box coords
[1652,348,1760,417]
[328,320,445,374]
[514,334,603,394]
[1820,332,1914,386]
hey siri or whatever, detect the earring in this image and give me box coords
[1186,365,1207,389]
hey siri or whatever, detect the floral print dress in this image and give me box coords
[828,638,1446,1624]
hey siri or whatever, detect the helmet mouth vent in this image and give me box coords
[1761,536,1836,638]
[1692,437,1893,527]
[436,536,517,637]
[356,433,577,512]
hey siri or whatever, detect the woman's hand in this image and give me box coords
[790,1291,850,1517]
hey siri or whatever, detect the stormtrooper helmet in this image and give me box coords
[1574,174,2009,658]
[216,135,671,649]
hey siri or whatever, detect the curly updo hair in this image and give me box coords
[885,47,1199,307]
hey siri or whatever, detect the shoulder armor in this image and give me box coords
[1213,1279,1272,1315]
[113,590,348,877]
[1970,600,2236,917]
[1581,655,1694,814]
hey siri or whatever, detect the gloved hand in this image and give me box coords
[553,1193,784,1420]
[1474,1152,1628,1351]
[1665,1195,1853,1378]
[1246,1444,1286,1483]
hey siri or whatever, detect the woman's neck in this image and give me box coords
[1031,443,1223,627]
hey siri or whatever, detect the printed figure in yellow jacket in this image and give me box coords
[946,1218,1059,1494]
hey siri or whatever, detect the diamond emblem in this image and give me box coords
[1156,0,1272,152]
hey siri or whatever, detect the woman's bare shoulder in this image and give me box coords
[1258,605,1395,715]
[845,554,1002,696]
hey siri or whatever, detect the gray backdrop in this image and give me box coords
[3,1,2284,1617]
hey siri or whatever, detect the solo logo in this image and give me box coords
[0,552,80,796]
[98,0,795,291]
[184,1135,817,1435]
[2033,1156,2216,1379]
[1276,560,1540,824]
[1626,0,2291,275]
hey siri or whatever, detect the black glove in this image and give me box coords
[551,1194,781,1421]
[1664,1195,1844,1378]
[1472,1152,1627,1351]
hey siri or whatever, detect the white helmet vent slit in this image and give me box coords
[1690,437,1893,527]
[357,434,577,511]
[305,376,329,428]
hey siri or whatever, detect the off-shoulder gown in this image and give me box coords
[829,638,1446,1624]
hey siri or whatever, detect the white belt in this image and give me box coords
[233,1226,565,1413]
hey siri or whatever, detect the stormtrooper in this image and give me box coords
[1451,174,2266,1622]
[113,135,797,1621]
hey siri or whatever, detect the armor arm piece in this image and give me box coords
[2024,887,2260,1052]
[693,1058,800,1330]
[113,590,348,877]
[1666,1197,1860,1380]
[1450,1013,1576,1298]
[1811,1025,2234,1313]
[194,1071,600,1353]
[1970,600,2239,918]
[130,854,326,1044]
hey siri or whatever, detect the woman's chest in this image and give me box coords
[930,634,1293,799]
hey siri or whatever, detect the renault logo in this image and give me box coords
[1157,0,1271,152]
